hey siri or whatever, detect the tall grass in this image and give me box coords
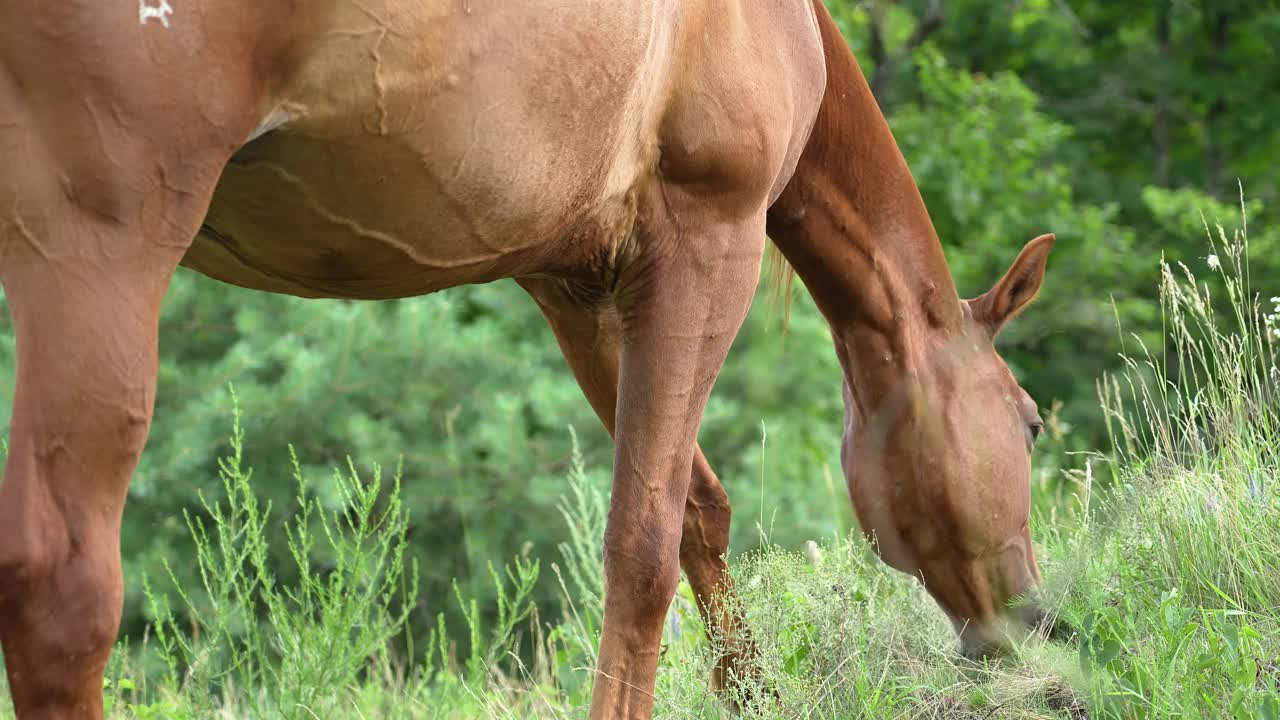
[1073,208,1280,718]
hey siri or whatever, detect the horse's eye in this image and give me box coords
[1029,421,1045,443]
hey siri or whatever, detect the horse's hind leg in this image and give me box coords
[0,130,233,720]
[518,278,759,695]
[0,7,278,715]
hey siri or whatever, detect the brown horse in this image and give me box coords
[0,0,1054,717]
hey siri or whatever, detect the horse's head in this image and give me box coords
[839,233,1056,657]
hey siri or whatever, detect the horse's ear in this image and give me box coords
[969,234,1054,336]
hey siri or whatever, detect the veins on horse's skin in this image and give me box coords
[195,102,236,145]
[81,98,133,189]
[143,168,202,251]
[352,2,407,138]
[440,102,511,260]
[2,205,52,262]
[448,100,506,185]
[415,139,543,260]
[238,159,512,271]
[369,26,391,136]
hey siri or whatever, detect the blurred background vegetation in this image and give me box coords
[1,0,1278,667]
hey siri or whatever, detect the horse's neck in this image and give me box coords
[766,0,961,414]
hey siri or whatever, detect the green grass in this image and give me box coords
[4,214,1280,719]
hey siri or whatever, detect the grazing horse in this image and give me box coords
[0,0,1055,717]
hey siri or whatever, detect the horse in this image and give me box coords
[0,1,1056,717]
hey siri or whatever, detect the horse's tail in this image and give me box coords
[765,242,796,331]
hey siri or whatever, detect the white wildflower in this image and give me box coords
[804,540,824,569]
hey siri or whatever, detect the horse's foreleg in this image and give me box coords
[518,277,758,698]
[586,208,764,720]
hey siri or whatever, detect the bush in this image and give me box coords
[124,393,418,719]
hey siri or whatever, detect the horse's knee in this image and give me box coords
[0,510,123,715]
[603,520,683,625]
[0,523,53,606]
[25,550,123,651]
[0,472,125,633]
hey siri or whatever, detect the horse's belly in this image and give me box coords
[183,0,673,299]
[186,131,595,299]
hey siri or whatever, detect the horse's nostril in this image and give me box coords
[957,624,1012,661]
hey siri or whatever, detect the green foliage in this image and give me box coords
[1079,597,1280,719]
[135,395,417,718]
[129,276,604,654]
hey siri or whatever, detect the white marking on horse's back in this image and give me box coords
[139,0,173,28]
